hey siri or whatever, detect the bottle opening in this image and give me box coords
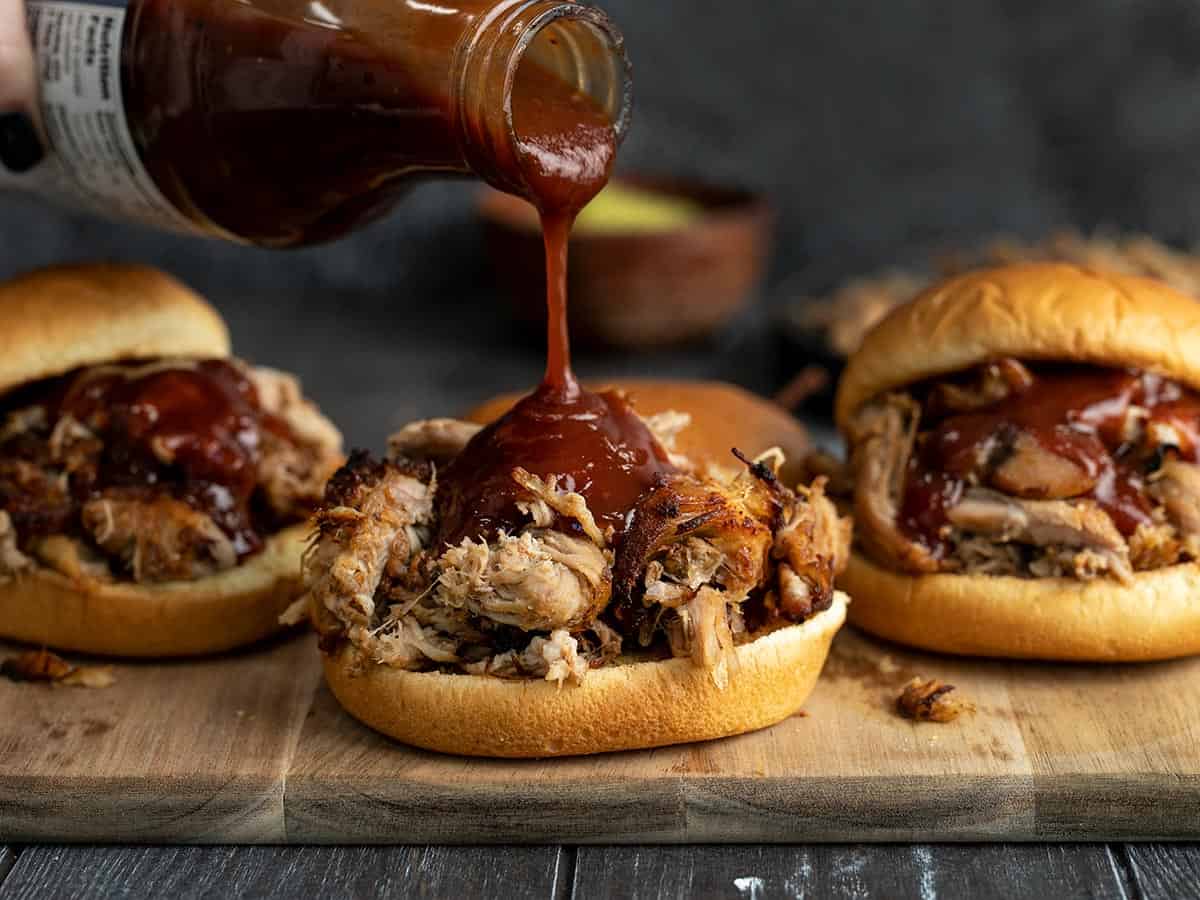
[517,14,631,143]
[506,7,632,212]
[455,1,630,206]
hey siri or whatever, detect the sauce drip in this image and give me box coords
[510,43,619,389]
[435,53,677,547]
[901,364,1200,549]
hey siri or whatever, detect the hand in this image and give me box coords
[0,0,43,172]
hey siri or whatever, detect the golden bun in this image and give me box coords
[0,524,308,657]
[468,378,811,484]
[835,262,1200,430]
[322,593,846,758]
[0,264,230,396]
[841,551,1200,661]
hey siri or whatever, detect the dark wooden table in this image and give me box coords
[2,283,1198,898]
[1,845,1198,897]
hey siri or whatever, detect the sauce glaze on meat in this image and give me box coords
[0,358,334,577]
[902,364,1200,553]
[436,380,676,548]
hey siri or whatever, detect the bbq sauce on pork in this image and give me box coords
[436,379,675,548]
[1,359,303,561]
[900,363,1200,555]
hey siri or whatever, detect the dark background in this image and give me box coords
[3,0,1199,445]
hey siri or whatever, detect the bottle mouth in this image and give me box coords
[508,7,633,149]
[456,1,633,202]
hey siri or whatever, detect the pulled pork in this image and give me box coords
[81,491,238,582]
[840,359,1200,582]
[897,677,972,723]
[945,489,1133,584]
[0,510,31,577]
[846,395,939,573]
[435,529,610,631]
[0,358,342,584]
[305,414,848,688]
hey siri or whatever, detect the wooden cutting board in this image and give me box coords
[1,626,1197,844]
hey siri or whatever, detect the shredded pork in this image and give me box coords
[435,529,610,631]
[847,395,939,573]
[305,452,436,645]
[945,488,1134,584]
[81,492,238,582]
[251,367,344,518]
[511,468,607,546]
[0,510,31,578]
[842,363,1200,583]
[0,359,342,585]
[388,418,483,463]
[303,411,848,688]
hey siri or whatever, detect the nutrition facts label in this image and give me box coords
[0,0,201,233]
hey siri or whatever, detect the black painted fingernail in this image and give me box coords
[0,113,45,173]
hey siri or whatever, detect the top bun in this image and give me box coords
[835,263,1200,430]
[0,264,230,396]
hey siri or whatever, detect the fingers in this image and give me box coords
[0,0,35,113]
[0,0,43,171]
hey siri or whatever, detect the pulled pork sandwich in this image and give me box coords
[304,380,849,757]
[832,262,1200,661]
[0,264,342,656]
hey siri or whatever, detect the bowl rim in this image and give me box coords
[478,174,772,240]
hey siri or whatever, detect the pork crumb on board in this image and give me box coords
[897,677,972,723]
[1,649,116,688]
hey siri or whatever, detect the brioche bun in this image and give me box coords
[0,524,308,657]
[469,378,811,484]
[322,592,846,758]
[841,552,1200,661]
[0,264,315,657]
[319,383,834,756]
[835,262,1200,660]
[0,263,230,396]
[835,262,1200,429]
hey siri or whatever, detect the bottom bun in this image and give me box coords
[841,551,1200,661]
[322,592,847,758]
[0,523,309,658]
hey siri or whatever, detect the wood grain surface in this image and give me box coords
[569,845,1136,900]
[0,635,320,843]
[1124,844,1200,898]
[0,846,570,900]
[8,844,1199,900]
[0,849,14,888]
[2,624,1200,843]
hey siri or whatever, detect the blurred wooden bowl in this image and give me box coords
[480,177,773,349]
[466,378,810,485]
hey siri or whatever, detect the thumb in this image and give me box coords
[0,0,43,172]
[0,0,36,114]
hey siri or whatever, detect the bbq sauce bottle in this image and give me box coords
[3,0,631,247]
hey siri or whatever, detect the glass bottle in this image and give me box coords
[3,0,631,247]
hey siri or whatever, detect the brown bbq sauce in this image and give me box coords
[435,381,674,548]
[900,363,1200,553]
[4,360,289,557]
[432,42,673,549]
[122,0,626,246]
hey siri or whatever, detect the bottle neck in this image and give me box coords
[453,0,632,202]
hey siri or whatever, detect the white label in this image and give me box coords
[0,0,202,234]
